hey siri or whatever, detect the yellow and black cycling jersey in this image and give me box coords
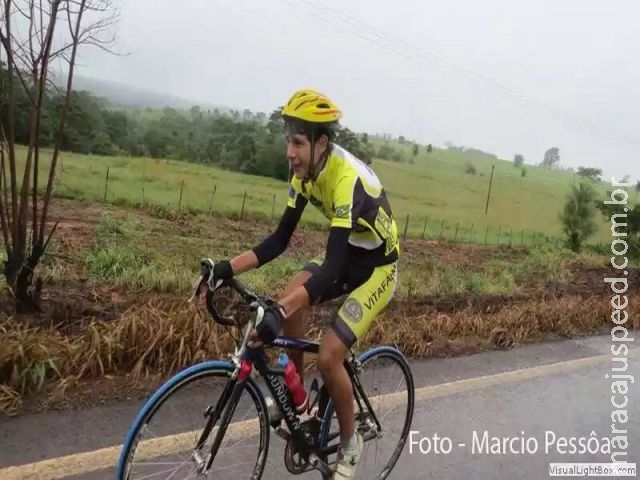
[251,143,399,305]
[287,143,399,262]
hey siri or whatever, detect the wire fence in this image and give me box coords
[93,166,565,247]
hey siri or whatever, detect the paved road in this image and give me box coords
[1,333,638,479]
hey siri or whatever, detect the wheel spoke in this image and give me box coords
[320,349,415,480]
[117,368,269,480]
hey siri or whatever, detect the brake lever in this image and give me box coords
[187,274,205,303]
[188,258,222,303]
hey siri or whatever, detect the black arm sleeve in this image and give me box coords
[251,194,307,266]
[303,226,351,304]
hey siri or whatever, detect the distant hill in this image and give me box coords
[68,74,231,113]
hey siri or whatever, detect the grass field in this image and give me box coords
[3,195,633,416]
[2,140,637,415]
[13,140,634,247]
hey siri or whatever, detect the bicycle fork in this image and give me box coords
[191,358,253,474]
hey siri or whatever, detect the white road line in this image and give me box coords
[0,352,613,479]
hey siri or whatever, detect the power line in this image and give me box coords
[285,0,640,149]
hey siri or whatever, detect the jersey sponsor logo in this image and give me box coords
[374,207,397,255]
[364,264,397,311]
[334,204,350,218]
[341,298,363,323]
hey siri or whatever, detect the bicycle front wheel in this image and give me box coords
[116,360,269,479]
[319,345,415,480]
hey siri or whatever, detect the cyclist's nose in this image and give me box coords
[286,142,297,161]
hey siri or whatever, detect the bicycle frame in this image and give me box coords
[117,265,414,480]
[188,275,384,475]
[200,335,382,475]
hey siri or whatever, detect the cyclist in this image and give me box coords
[205,88,400,479]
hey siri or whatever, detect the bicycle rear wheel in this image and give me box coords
[318,345,415,479]
[116,360,269,479]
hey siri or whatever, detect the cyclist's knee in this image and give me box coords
[318,328,348,375]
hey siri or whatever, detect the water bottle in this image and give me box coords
[279,353,308,414]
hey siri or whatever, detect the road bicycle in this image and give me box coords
[116,259,415,479]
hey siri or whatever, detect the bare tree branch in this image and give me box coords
[1,0,120,309]
[48,40,74,60]
[28,0,35,65]
[1,0,20,246]
[3,32,37,106]
[39,0,87,245]
[37,0,44,51]
[11,1,30,21]
[0,117,12,239]
[45,73,64,95]
[18,0,61,260]
[0,143,12,259]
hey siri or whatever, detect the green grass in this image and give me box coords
[72,213,594,299]
[12,142,637,246]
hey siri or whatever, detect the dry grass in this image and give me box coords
[363,295,640,357]
[2,291,637,416]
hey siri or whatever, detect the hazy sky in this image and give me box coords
[74,0,639,181]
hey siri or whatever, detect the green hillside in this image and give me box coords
[16,142,633,246]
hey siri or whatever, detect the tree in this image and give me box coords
[559,182,598,252]
[541,147,560,169]
[514,154,524,167]
[0,0,120,312]
[412,143,419,157]
[596,191,640,260]
[576,166,603,182]
[334,126,374,164]
[427,144,433,153]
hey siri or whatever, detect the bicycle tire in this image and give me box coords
[116,360,270,480]
[317,345,415,480]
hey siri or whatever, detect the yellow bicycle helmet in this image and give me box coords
[281,88,342,123]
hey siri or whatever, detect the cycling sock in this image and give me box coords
[342,432,359,453]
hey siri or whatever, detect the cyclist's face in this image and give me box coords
[286,133,327,179]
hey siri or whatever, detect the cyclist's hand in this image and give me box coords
[252,304,286,345]
[196,258,233,301]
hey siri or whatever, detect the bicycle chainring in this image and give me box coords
[284,418,321,474]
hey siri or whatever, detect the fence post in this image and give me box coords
[209,185,217,216]
[485,164,495,214]
[178,179,184,209]
[468,223,474,243]
[403,214,410,241]
[422,218,428,239]
[439,220,446,241]
[454,222,459,242]
[240,190,247,221]
[103,166,109,202]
